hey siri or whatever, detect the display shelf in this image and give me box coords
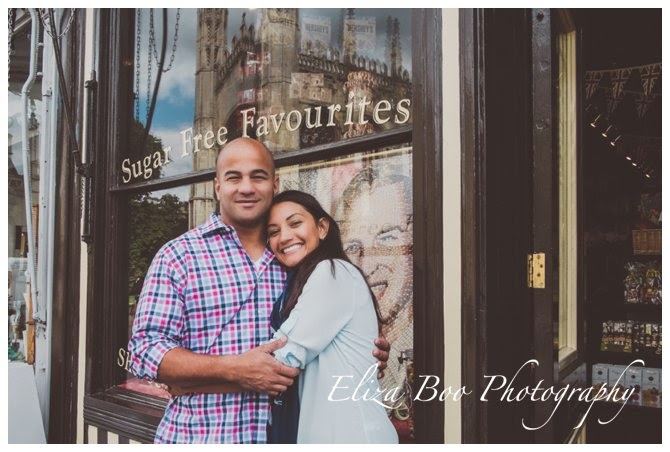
[587,302,661,320]
[618,303,662,311]
[594,399,661,411]
[632,229,662,255]
[587,242,662,374]
[593,351,661,369]
[586,236,662,428]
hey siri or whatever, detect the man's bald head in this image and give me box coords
[214,137,279,231]
[217,137,276,176]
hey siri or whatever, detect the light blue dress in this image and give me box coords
[272,259,399,444]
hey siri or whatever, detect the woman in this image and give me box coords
[266,190,398,444]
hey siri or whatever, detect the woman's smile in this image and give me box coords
[280,243,304,254]
[267,201,329,268]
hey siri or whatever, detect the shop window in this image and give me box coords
[8,16,43,364]
[106,8,415,438]
[117,188,190,399]
[556,21,578,368]
[121,8,412,187]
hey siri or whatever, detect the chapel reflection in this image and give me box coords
[189,8,412,228]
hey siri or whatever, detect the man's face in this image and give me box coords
[214,139,278,230]
[341,181,413,326]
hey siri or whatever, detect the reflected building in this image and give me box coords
[190,8,412,227]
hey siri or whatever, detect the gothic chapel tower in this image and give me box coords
[257,9,300,151]
[191,9,228,227]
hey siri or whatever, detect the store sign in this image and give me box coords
[117,347,131,371]
[121,97,411,184]
[240,97,410,136]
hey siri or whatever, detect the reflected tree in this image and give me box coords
[128,193,188,296]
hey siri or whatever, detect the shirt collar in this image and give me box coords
[199,212,234,237]
[200,213,282,269]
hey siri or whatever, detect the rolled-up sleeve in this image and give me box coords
[272,261,356,369]
[128,243,186,381]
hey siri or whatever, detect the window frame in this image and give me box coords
[83,8,444,444]
[554,9,585,380]
[556,26,579,369]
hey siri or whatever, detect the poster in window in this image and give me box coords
[278,145,413,434]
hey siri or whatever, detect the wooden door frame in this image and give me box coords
[459,8,489,444]
[48,8,86,443]
[412,8,445,443]
[530,8,556,443]
[459,8,563,443]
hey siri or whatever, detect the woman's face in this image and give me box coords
[267,201,329,268]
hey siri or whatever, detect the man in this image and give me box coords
[128,137,388,443]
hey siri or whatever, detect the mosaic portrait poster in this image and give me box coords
[278,144,414,431]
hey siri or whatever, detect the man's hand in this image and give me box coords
[373,335,391,379]
[231,337,300,396]
[156,339,298,396]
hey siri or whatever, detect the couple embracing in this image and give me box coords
[128,137,399,444]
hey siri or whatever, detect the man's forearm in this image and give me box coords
[169,382,244,396]
[154,338,298,396]
[157,347,241,386]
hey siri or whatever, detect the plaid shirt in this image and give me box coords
[128,213,286,443]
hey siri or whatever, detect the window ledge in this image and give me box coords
[83,388,166,443]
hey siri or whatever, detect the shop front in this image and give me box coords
[78,8,448,444]
[6,8,661,444]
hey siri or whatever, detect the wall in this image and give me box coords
[442,8,462,444]
[76,8,97,444]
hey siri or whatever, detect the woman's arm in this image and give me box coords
[272,260,358,369]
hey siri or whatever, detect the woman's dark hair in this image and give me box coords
[271,190,382,327]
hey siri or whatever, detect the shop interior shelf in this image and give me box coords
[594,351,661,369]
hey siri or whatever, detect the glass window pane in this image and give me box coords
[8,20,43,363]
[119,188,190,398]
[119,144,415,422]
[556,30,578,368]
[122,8,412,186]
